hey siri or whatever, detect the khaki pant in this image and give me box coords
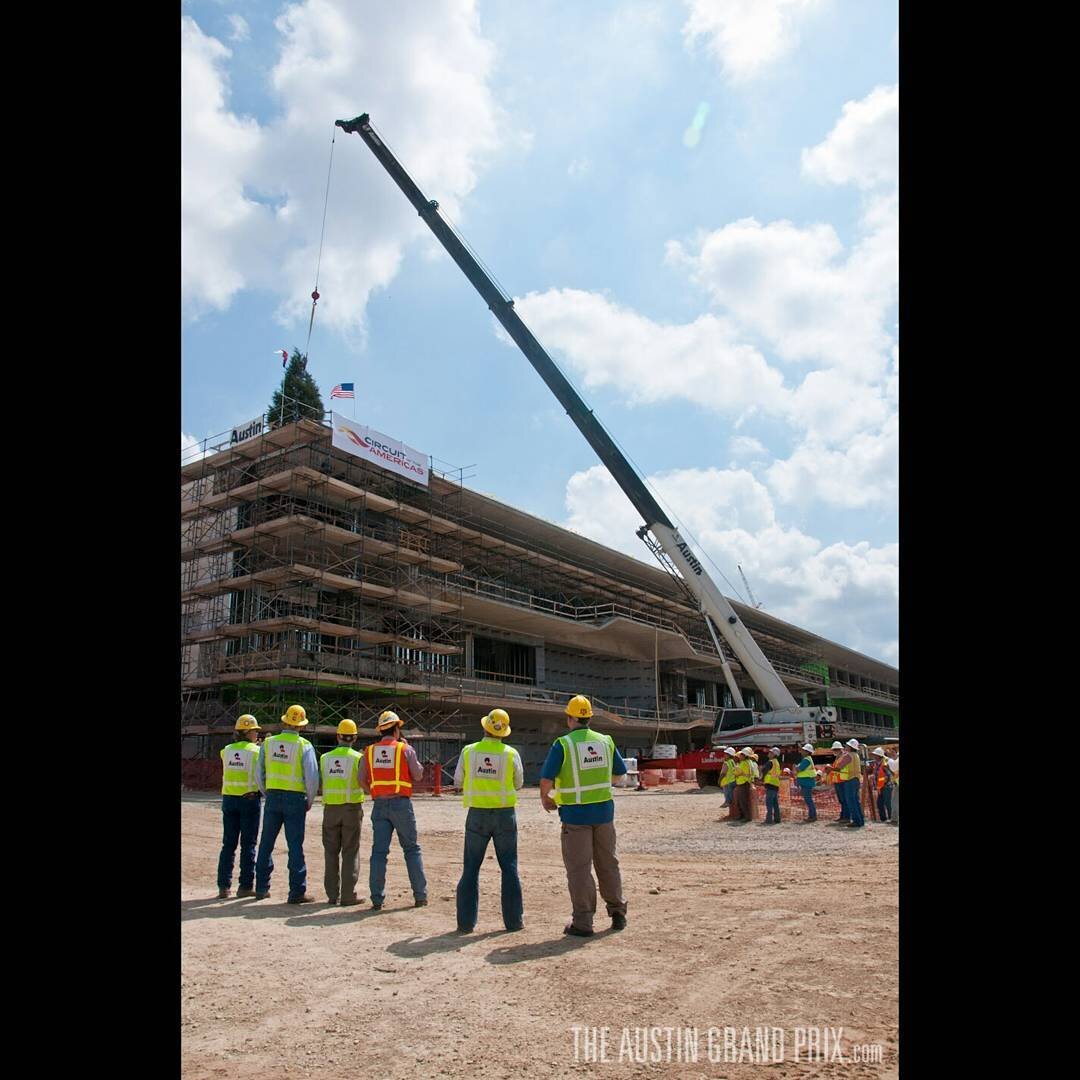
[560,821,627,931]
[323,802,363,902]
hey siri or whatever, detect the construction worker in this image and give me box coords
[761,747,783,824]
[828,740,850,823]
[719,746,738,813]
[890,752,900,825]
[320,719,365,905]
[872,747,894,823]
[731,747,754,823]
[795,742,818,823]
[843,738,866,828]
[539,694,629,937]
[358,710,427,910]
[216,714,263,898]
[253,704,320,903]
[453,709,524,933]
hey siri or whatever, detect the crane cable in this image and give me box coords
[305,125,337,360]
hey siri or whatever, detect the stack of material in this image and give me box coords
[615,756,639,788]
[639,770,662,787]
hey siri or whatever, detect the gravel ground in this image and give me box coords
[182,786,898,1079]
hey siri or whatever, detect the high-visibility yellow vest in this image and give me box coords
[264,731,310,793]
[221,741,260,796]
[720,759,736,786]
[796,756,816,780]
[554,728,615,806]
[735,759,752,785]
[320,747,365,805]
[763,759,782,787]
[893,758,899,786]
[461,738,518,809]
[849,754,863,778]
[834,756,851,782]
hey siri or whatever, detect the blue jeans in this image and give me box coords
[456,807,524,930]
[255,790,309,899]
[835,781,850,820]
[369,797,427,904]
[798,781,817,820]
[764,786,781,823]
[877,785,892,822]
[845,778,865,826]
[217,794,262,889]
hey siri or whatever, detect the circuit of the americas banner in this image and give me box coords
[331,412,429,486]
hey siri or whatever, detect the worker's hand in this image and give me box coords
[541,793,557,812]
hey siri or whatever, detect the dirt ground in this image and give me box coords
[181,786,898,1079]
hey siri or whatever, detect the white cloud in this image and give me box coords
[766,415,898,508]
[227,14,250,42]
[563,464,897,662]
[801,84,898,190]
[682,0,826,82]
[181,2,504,338]
[512,287,791,415]
[728,435,768,461]
[181,431,210,463]
[567,157,591,179]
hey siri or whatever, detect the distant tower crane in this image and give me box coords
[738,565,764,610]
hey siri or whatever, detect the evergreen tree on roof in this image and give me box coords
[268,349,325,428]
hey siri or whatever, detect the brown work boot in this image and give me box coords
[217,888,231,899]
[287,894,316,904]
[236,887,255,898]
[563,924,594,937]
[340,895,361,906]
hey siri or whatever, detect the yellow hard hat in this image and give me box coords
[376,710,402,732]
[235,714,260,731]
[565,694,593,719]
[337,719,358,736]
[481,708,511,737]
[281,704,308,727]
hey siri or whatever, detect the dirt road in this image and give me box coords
[182,787,898,1078]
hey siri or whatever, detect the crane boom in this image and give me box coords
[337,113,815,721]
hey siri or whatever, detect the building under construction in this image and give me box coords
[181,412,900,779]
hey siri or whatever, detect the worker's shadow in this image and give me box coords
[485,934,606,965]
[180,897,304,922]
[387,930,503,958]
[285,907,388,928]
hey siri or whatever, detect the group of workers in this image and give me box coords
[216,694,628,937]
[715,738,899,827]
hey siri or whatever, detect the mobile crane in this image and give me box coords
[335,114,836,755]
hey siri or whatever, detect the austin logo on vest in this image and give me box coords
[329,760,345,776]
[272,744,293,762]
[577,742,607,768]
[373,746,395,768]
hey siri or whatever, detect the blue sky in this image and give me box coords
[182,0,899,664]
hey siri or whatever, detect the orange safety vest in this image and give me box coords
[366,738,413,798]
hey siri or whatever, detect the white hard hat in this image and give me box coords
[782,767,791,775]
[801,742,814,752]
[739,747,752,757]
[724,746,737,755]
[872,747,886,756]
[831,741,844,750]
[846,738,860,749]
[769,746,781,754]
[815,769,823,776]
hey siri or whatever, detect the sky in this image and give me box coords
[181,0,899,666]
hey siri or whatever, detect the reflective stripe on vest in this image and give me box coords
[554,728,614,806]
[720,759,736,786]
[320,747,365,805]
[462,738,517,809]
[764,759,782,787]
[366,739,413,797]
[221,741,260,796]
[796,757,816,779]
[264,732,309,792]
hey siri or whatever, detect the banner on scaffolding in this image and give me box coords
[331,412,429,486]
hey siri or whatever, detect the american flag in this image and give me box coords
[330,383,355,399]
